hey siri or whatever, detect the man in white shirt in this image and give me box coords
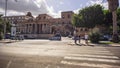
[85,33,88,45]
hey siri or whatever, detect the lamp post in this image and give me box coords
[107,0,119,43]
[3,0,8,40]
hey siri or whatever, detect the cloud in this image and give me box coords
[47,6,61,18]
[60,1,64,5]
[73,8,80,14]
[0,0,56,17]
[88,0,108,9]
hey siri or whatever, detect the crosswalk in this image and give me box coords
[61,48,120,68]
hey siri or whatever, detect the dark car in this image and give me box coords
[100,35,112,41]
[5,33,11,39]
[49,34,61,40]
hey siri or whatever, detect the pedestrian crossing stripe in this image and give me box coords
[73,50,111,53]
[64,56,120,63]
[61,61,120,68]
[67,54,119,59]
[71,52,114,55]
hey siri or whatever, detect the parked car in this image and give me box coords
[5,33,11,39]
[68,35,72,38]
[49,34,61,40]
[100,35,112,41]
[11,35,24,40]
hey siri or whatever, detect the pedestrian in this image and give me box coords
[74,29,78,44]
[78,35,81,44]
[74,35,77,44]
[85,33,88,45]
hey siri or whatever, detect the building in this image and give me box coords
[3,11,74,39]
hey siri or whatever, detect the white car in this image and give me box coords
[49,34,61,40]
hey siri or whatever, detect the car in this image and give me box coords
[5,33,11,39]
[100,35,112,41]
[49,34,61,40]
[68,35,72,38]
[18,35,24,40]
[11,35,24,40]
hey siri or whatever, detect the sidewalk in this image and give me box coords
[0,39,17,43]
[69,39,120,47]
[87,41,120,47]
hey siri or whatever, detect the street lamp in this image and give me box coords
[3,0,8,40]
[3,0,17,40]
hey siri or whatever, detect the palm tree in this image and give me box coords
[107,0,119,42]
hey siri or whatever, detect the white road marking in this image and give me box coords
[68,54,119,59]
[6,60,12,68]
[64,56,120,63]
[73,52,114,55]
[61,61,120,68]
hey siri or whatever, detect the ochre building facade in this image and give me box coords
[3,11,74,39]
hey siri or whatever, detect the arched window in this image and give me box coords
[80,28,83,31]
[62,15,65,19]
[85,28,88,31]
[68,14,70,18]
[62,22,64,24]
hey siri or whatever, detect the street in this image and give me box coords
[0,37,120,68]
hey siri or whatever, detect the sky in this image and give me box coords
[0,0,120,18]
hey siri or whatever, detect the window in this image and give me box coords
[62,22,64,24]
[62,15,65,19]
[39,17,41,20]
[68,21,71,24]
[85,28,88,31]
[44,16,46,19]
[29,24,31,26]
[68,14,70,18]
[80,28,83,31]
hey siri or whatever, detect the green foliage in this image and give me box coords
[0,15,3,40]
[0,15,11,34]
[103,10,112,26]
[72,14,84,27]
[103,8,120,34]
[0,32,3,40]
[79,4,104,28]
[89,32,100,43]
[117,8,120,33]
[89,27,100,43]
[6,22,11,33]
[72,4,104,28]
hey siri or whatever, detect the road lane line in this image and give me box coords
[64,56,120,63]
[61,61,120,68]
[67,54,119,59]
[6,60,12,68]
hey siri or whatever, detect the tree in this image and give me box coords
[0,15,3,32]
[72,14,84,27]
[6,21,11,33]
[73,4,104,28]
[117,8,120,34]
[0,15,4,40]
[107,0,119,43]
[103,10,112,26]
[102,10,113,34]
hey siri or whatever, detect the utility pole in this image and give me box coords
[3,0,8,40]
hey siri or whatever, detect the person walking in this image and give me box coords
[85,33,88,45]
[78,35,81,44]
[74,30,77,44]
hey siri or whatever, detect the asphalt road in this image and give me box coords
[0,37,120,68]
